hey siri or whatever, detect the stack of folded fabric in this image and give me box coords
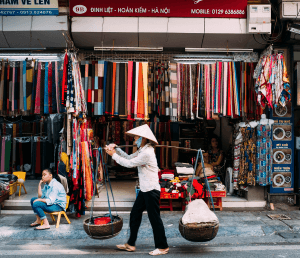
[175,162,194,176]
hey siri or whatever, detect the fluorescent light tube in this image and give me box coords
[185,48,253,53]
[94,47,163,51]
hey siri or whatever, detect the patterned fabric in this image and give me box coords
[256,124,272,186]
[239,127,256,186]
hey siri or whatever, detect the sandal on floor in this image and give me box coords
[116,244,135,252]
[30,222,41,227]
[34,225,50,230]
[149,248,169,256]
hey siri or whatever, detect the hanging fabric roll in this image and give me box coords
[105,62,113,115]
[223,62,228,117]
[12,64,15,113]
[26,62,33,112]
[22,61,26,111]
[169,63,177,122]
[0,61,4,111]
[44,62,49,114]
[119,63,126,118]
[142,62,148,120]
[137,62,144,119]
[102,61,107,115]
[95,61,102,115]
[34,62,41,114]
[127,61,133,120]
[148,62,153,116]
[62,53,68,107]
[114,63,120,116]
[55,61,60,114]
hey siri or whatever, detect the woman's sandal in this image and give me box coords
[116,243,136,252]
[30,222,41,227]
[34,225,50,230]
[149,248,169,256]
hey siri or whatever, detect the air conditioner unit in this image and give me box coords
[247,5,272,34]
[280,1,300,19]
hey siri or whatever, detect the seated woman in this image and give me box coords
[30,168,66,230]
[195,152,215,178]
[208,136,224,173]
[195,136,224,179]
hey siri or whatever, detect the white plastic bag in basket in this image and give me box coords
[182,199,219,225]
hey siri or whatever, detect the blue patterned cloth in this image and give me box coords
[256,125,272,186]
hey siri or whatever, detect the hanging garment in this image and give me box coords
[239,127,256,186]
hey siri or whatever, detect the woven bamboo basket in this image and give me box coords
[83,215,123,240]
[179,219,219,242]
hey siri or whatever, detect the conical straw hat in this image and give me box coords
[126,124,158,145]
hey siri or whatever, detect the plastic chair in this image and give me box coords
[12,172,27,197]
[43,195,71,228]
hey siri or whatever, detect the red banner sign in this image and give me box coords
[70,0,247,18]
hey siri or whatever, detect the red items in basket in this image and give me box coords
[158,169,174,180]
[94,217,111,225]
[160,192,180,199]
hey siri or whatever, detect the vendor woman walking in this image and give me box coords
[105,124,169,256]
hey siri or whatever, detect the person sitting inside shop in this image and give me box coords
[195,136,224,180]
[208,135,224,176]
[30,168,66,230]
[195,152,215,178]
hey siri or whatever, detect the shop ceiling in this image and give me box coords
[71,17,267,50]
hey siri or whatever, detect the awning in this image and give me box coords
[71,17,266,50]
[0,16,69,49]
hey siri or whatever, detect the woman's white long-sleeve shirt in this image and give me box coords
[112,144,160,192]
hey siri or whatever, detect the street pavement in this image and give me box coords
[1,203,300,257]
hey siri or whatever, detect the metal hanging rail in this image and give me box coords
[93,145,204,152]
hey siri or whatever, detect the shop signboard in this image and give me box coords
[269,102,294,194]
[0,0,59,16]
[70,0,247,18]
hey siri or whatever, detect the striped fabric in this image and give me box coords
[169,63,177,121]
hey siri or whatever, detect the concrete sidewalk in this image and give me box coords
[1,203,300,245]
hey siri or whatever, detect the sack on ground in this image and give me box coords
[182,199,219,225]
